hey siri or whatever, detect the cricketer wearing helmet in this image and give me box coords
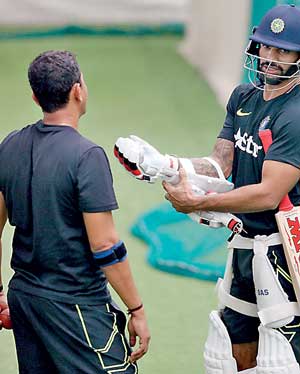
[114,4,300,374]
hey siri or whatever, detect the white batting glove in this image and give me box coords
[114,135,179,183]
[187,183,243,234]
[114,135,243,233]
[189,210,243,234]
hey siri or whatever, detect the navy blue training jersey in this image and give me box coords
[0,120,118,304]
[219,83,300,236]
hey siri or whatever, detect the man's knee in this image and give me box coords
[232,342,257,372]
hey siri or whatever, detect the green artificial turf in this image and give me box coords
[0,35,225,374]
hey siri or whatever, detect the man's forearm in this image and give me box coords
[197,183,277,213]
[103,258,142,310]
[189,158,219,177]
[188,139,234,179]
[163,158,300,214]
[188,161,300,214]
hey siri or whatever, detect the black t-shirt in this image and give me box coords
[219,83,300,236]
[0,120,118,304]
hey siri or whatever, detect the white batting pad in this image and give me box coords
[204,310,238,374]
[239,368,256,373]
[256,325,300,374]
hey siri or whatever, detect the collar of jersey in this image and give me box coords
[36,120,76,132]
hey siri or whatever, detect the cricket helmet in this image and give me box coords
[244,4,300,88]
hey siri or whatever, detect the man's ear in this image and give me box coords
[73,83,82,102]
[32,92,40,107]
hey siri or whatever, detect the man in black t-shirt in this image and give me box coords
[0,50,150,373]
[114,5,300,374]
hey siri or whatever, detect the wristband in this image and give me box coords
[127,303,143,315]
[0,285,3,292]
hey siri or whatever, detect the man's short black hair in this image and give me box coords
[28,50,81,113]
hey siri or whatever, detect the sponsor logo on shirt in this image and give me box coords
[236,108,252,117]
[259,116,271,131]
[234,128,262,157]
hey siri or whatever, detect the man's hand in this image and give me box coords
[0,291,12,330]
[0,291,8,313]
[163,168,204,213]
[127,307,151,362]
[114,135,179,183]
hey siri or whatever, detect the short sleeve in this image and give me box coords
[0,130,19,191]
[266,113,300,169]
[218,86,241,141]
[77,147,118,212]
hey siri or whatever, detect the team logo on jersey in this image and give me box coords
[259,116,271,131]
[270,18,285,34]
[234,128,262,158]
[237,108,252,117]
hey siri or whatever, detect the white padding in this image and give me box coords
[225,233,300,327]
[204,311,238,374]
[179,158,195,174]
[217,278,258,317]
[227,233,282,250]
[252,236,295,328]
[256,325,300,374]
[203,156,226,180]
[217,247,258,317]
[258,302,300,328]
[239,368,256,373]
[187,173,234,193]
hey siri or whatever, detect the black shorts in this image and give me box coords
[8,289,137,374]
[221,243,300,362]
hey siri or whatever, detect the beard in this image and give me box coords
[258,61,285,85]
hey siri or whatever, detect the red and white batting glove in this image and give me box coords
[114,135,179,183]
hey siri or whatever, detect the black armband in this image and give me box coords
[93,241,127,268]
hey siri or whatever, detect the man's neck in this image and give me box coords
[43,109,79,129]
[263,78,300,101]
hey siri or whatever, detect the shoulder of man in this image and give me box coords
[231,82,256,99]
[0,123,35,148]
[225,83,256,113]
[275,87,300,118]
[76,133,106,157]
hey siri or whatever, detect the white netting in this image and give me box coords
[0,0,188,25]
[1,0,252,107]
